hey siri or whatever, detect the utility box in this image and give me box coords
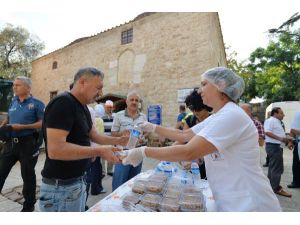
[0,79,13,124]
[265,101,300,132]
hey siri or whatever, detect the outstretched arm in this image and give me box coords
[47,128,121,162]
[139,122,195,143]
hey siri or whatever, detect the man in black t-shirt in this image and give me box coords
[39,67,129,212]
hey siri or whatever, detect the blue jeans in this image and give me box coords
[112,162,142,191]
[38,178,87,212]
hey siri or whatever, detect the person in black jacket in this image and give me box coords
[181,89,212,179]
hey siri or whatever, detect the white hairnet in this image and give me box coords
[201,67,245,102]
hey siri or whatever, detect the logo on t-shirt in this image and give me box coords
[210,150,224,161]
[28,103,34,110]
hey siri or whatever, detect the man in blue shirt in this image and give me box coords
[0,76,45,212]
[175,105,187,130]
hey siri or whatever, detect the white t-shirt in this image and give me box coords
[264,116,285,144]
[291,110,300,131]
[94,104,105,118]
[291,110,300,142]
[191,102,281,212]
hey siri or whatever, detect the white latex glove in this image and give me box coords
[139,122,156,133]
[122,147,146,167]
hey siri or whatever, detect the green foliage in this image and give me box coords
[249,30,300,104]
[0,24,44,79]
[226,46,256,102]
[226,13,300,104]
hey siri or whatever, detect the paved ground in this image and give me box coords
[0,146,299,212]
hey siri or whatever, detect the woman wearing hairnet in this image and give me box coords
[122,67,281,212]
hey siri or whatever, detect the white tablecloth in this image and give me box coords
[88,169,216,212]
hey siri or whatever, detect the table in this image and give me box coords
[88,169,216,212]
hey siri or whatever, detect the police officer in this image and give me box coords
[0,76,45,212]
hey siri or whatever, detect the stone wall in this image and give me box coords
[31,12,226,127]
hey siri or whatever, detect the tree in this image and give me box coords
[0,24,44,79]
[248,18,300,104]
[226,45,256,102]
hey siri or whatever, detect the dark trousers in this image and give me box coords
[266,143,283,191]
[292,142,300,185]
[199,161,207,179]
[90,157,103,194]
[0,136,38,208]
[86,157,103,196]
[265,155,270,165]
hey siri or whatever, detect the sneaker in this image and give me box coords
[21,206,35,212]
[287,183,300,189]
[100,188,107,194]
[262,163,269,167]
[91,188,106,195]
[274,188,292,198]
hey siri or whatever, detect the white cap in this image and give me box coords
[105,100,113,107]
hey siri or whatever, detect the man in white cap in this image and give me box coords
[102,100,115,176]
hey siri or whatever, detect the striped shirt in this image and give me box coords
[102,113,114,136]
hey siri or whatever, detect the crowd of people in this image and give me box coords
[0,66,299,212]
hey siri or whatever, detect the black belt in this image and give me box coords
[42,176,85,186]
[266,143,280,146]
[11,135,35,143]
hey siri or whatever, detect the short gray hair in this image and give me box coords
[127,90,141,100]
[15,76,32,88]
[74,67,104,83]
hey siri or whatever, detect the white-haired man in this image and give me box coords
[111,91,147,190]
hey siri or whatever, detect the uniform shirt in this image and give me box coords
[8,95,45,137]
[264,116,286,144]
[111,109,146,133]
[191,102,281,211]
[41,92,92,179]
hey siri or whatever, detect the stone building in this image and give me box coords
[31,12,226,127]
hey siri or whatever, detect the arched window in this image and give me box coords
[118,50,134,83]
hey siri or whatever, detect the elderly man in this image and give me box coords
[111,91,147,191]
[39,67,128,212]
[0,76,45,212]
[240,103,265,147]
